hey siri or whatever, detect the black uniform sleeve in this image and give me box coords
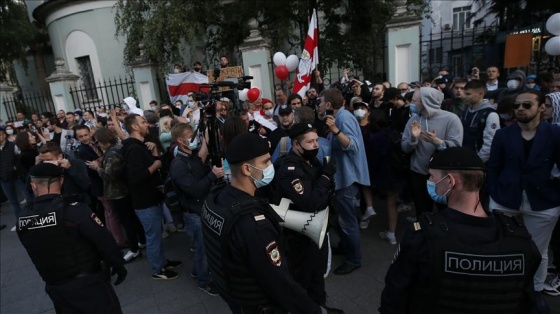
[231,214,321,314]
[278,160,330,213]
[66,204,125,269]
[379,227,428,314]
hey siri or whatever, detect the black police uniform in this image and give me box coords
[277,149,331,305]
[17,194,126,314]
[202,183,323,314]
[379,206,541,314]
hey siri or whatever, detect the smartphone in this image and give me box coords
[326,109,334,116]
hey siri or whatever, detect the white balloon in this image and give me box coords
[545,36,560,56]
[285,55,300,72]
[546,13,560,36]
[239,88,249,101]
[273,52,287,66]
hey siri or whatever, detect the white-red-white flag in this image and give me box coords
[292,9,319,97]
[166,71,209,104]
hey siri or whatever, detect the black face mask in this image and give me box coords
[297,142,319,161]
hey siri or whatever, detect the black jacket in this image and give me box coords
[121,137,163,209]
[170,149,217,214]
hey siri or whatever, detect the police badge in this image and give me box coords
[266,241,282,267]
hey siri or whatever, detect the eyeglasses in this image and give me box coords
[512,102,534,110]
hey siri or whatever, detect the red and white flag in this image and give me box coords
[292,9,319,97]
[166,72,208,104]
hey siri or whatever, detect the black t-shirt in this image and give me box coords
[522,137,533,159]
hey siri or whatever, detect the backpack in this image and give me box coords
[164,155,192,213]
[160,142,178,178]
[163,175,182,213]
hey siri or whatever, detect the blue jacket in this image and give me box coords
[487,122,560,211]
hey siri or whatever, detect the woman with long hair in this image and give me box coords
[14,130,41,203]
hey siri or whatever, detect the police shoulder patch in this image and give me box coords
[91,213,104,227]
[265,241,282,267]
[291,179,304,194]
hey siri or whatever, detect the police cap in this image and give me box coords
[429,147,485,171]
[226,133,270,164]
[29,162,64,178]
[288,123,315,139]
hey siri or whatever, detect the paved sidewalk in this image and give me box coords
[1,201,558,313]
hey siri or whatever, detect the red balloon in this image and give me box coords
[247,88,260,102]
[274,65,289,80]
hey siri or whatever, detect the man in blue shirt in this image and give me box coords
[320,88,370,275]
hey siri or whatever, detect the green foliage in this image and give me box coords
[114,0,427,78]
[0,0,37,80]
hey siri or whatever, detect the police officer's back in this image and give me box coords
[201,133,337,314]
[379,147,541,314]
[17,163,127,314]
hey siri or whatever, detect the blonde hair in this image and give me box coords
[159,116,172,134]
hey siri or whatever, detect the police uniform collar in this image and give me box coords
[32,194,63,204]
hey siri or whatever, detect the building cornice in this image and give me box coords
[33,0,117,26]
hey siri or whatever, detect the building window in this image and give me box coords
[453,6,472,31]
[75,56,98,100]
[451,54,464,77]
[429,47,442,64]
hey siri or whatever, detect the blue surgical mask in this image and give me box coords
[248,163,275,188]
[409,103,419,114]
[188,136,199,150]
[188,101,196,108]
[426,175,452,204]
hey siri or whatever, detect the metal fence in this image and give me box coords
[3,90,55,122]
[69,76,136,113]
[420,24,499,80]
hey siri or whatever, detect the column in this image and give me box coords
[385,0,422,85]
[129,61,161,110]
[0,82,15,123]
[239,19,274,100]
[45,58,80,112]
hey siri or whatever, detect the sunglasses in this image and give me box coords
[512,102,534,110]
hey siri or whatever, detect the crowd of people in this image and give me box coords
[0,64,559,313]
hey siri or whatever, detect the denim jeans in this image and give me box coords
[184,213,211,286]
[0,179,24,221]
[135,203,166,275]
[334,183,361,266]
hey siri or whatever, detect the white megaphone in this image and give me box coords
[270,198,329,249]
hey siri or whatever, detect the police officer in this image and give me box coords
[17,163,127,314]
[276,123,339,310]
[202,133,337,314]
[379,147,542,314]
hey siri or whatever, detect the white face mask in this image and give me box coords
[173,69,180,73]
[401,92,407,98]
[353,109,366,119]
[264,109,274,116]
[6,129,14,135]
[507,79,520,90]
[527,83,535,89]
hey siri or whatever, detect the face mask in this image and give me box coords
[188,101,196,108]
[297,142,319,161]
[507,79,520,90]
[527,83,535,89]
[174,69,180,73]
[426,175,452,204]
[401,92,407,98]
[248,163,275,188]
[353,109,366,119]
[499,113,512,120]
[6,129,14,135]
[409,103,419,114]
[150,106,157,111]
[188,136,199,150]
[265,109,274,116]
